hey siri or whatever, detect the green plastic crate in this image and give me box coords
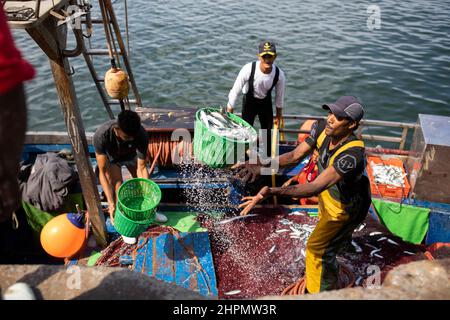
[113,205,153,238]
[117,178,161,221]
[193,107,256,168]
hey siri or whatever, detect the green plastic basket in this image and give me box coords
[193,107,257,168]
[117,178,161,221]
[113,206,153,237]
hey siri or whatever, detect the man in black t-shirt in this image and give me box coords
[234,96,371,294]
[94,110,167,224]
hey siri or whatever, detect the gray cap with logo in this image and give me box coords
[322,96,364,122]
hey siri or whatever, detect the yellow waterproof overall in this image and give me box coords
[305,131,368,293]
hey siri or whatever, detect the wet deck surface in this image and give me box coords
[200,207,426,299]
[94,206,428,299]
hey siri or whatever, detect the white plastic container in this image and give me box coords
[122,236,137,244]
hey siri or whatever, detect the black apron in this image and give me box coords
[242,62,279,157]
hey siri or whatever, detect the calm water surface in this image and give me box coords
[12,0,450,143]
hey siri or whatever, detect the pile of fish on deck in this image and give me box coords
[199,110,257,142]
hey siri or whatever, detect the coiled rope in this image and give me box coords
[282,263,355,295]
[147,132,193,168]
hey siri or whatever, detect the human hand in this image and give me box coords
[281,177,294,188]
[226,106,234,114]
[274,116,281,128]
[108,202,115,225]
[231,162,261,183]
[238,186,270,216]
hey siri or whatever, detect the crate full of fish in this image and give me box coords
[366,156,411,199]
[193,107,257,168]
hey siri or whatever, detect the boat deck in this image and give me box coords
[77,204,426,299]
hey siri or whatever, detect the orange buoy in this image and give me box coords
[104,67,129,99]
[40,213,86,258]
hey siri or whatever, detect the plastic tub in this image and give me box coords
[113,206,152,238]
[193,107,256,168]
[117,178,161,221]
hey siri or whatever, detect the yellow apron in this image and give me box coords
[306,131,364,293]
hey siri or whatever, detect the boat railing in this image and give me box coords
[26,114,418,152]
[268,114,418,150]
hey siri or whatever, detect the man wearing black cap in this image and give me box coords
[94,110,167,224]
[226,40,286,157]
[234,96,371,294]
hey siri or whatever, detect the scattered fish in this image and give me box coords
[377,237,387,242]
[387,239,400,246]
[355,223,366,232]
[294,256,302,262]
[370,232,382,236]
[279,219,292,225]
[289,226,301,236]
[301,249,306,257]
[404,251,415,255]
[373,253,384,259]
[275,229,290,233]
[269,245,276,253]
[370,248,382,257]
[224,290,241,296]
[289,211,304,216]
[351,240,363,253]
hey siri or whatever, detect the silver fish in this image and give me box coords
[387,239,400,246]
[200,110,210,130]
[370,248,382,257]
[207,114,225,128]
[351,240,363,253]
[224,290,241,295]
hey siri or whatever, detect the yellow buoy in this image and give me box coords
[40,213,86,258]
[104,67,129,99]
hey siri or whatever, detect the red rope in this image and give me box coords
[282,263,355,295]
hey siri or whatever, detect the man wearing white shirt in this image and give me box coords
[227,41,286,157]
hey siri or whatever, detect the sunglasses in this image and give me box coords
[261,54,275,60]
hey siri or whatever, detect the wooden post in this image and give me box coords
[399,127,409,150]
[27,18,107,247]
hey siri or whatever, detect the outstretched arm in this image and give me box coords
[278,140,314,168]
[232,140,314,184]
[270,165,342,198]
[238,166,343,216]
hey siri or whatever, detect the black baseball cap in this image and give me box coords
[322,96,364,122]
[258,41,276,56]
